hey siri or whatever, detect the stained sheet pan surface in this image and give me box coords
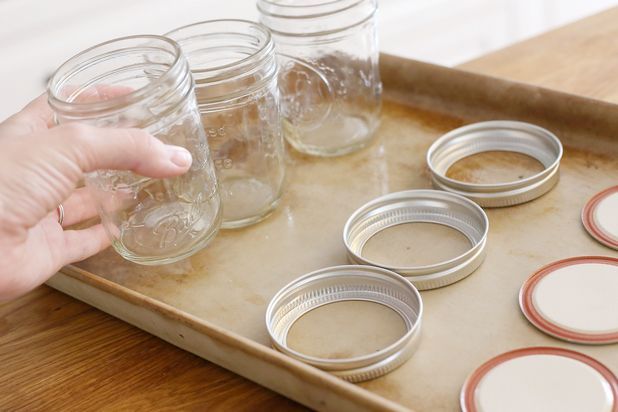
[50,54,618,411]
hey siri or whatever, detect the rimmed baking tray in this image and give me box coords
[49,54,618,411]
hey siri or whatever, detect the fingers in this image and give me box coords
[0,94,54,136]
[60,187,98,227]
[61,224,110,264]
[0,117,193,232]
[0,86,135,137]
[49,123,193,178]
[0,123,193,232]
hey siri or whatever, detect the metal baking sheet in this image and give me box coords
[48,54,618,411]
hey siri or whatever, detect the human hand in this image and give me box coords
[0,94,193,301]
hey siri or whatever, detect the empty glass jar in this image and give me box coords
[257,0,382,157]
[166,20,285,228]
[48,35,221,265]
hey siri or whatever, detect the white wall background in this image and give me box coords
[0,0,616,119]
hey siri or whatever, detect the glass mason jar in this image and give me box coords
[257,0,382,157]
[166,20,285,229]
[48,36,222,265]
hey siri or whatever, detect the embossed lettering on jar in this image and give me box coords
[48,36,222,265]
[258,0,382,157]
[167,20,286,228]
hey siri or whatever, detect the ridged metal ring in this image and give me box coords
[343,190,489,290]
[427,120,563,207]
[265,265,422,382]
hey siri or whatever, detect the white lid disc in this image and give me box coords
[461,347,618,412]
[583,186,618,250]
[520,256,618,344]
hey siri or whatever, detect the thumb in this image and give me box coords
[50,123,193,177]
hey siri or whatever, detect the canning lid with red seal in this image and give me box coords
[582,185,618,250]
[460,347,618,412]
[519,256,618,344]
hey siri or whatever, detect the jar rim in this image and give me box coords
[165,19,274,75]
[48,35,184,114]
[257,0,364,19]
[257,0,377,37]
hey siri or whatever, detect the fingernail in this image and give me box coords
[167,146,192,168]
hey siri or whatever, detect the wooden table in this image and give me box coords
[2,7,617,411]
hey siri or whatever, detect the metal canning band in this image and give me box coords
[343,190,489,290]
[265,265,423,382]
[426,120,563,207]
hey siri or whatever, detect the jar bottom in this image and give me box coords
[220,176,282,229]
[284,113,380,157]
[111,194,222,265]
